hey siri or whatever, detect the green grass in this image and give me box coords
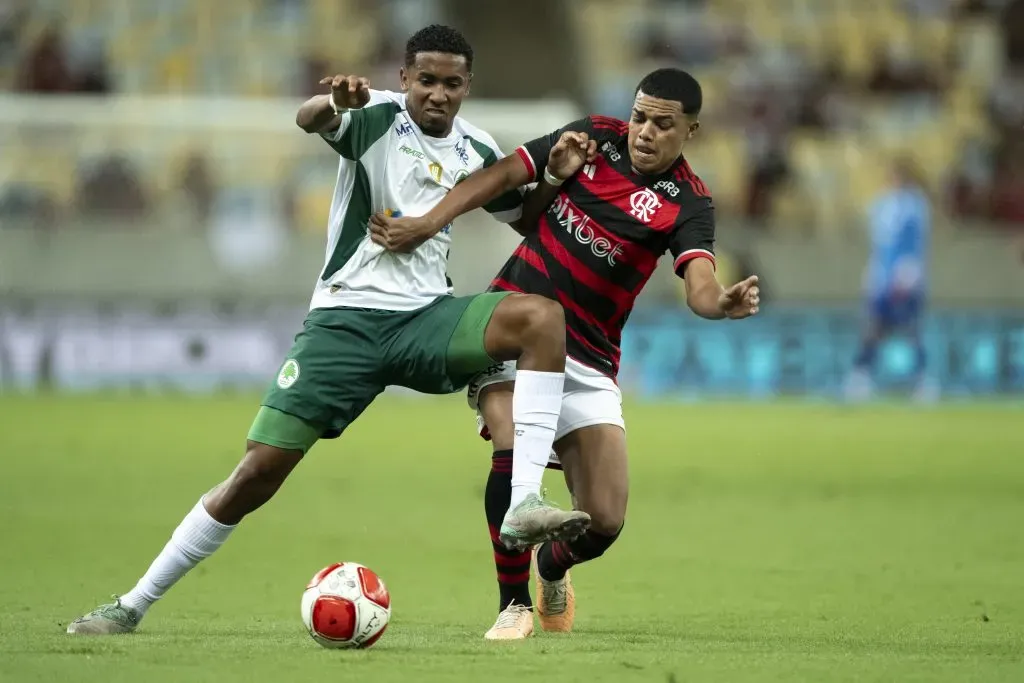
[1,394,1023,682]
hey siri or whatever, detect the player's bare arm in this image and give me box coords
[295,74,371,134]
[684,259,760,320]
[515,132,598,237]
[369,131,596,252]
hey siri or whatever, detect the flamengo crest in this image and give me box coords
[629,187,662,223]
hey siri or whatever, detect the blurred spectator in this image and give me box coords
[989,149,1024,224]
[178,152,216,226]
[16,24,73,93]
[0,184,57,229]
[1004,0,1024,65]
[744,101,791,221]
[67,35,111,94]
[74,155,148,221]
[947,138,995,217]
[0,0,28,63]
[868,43,940,95]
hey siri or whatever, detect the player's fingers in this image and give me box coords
[320,77,332,85]
[586,140,598,162]
[349,76,358,92]
[357,77,370,92]
[741,274,759,288]
[332,75,346,90]
[560,132,584,146]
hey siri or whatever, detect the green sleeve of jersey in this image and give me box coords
[467,137,524,218]
[322,102,401,160]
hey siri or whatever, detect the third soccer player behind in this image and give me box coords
[370,68,761,639]
[845,157,933,402]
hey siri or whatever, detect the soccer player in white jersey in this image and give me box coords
[67,25,588,636]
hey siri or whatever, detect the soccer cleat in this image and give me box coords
[499,493,590,550]
[483,601,534,640]
[66,597,142,635]
[534,549,575,633]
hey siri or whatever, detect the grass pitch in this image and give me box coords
[1,394,1022,682]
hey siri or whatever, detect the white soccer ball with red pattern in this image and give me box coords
[300,562,391,649]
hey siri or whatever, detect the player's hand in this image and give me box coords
[546,132,598,183]
[368,213,437,253]
[319,75,371,110]
[718,275,760,319]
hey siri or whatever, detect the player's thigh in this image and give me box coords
[554,392,628,535]
[387,292,512,394]
[258,308,386,449]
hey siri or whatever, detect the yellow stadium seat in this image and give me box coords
[157,48,198,93]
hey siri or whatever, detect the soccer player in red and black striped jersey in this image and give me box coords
[370,68,760,640]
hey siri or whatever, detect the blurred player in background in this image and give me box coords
[846,157,933,402]
[66,24,589,636]
[371,68,761,639]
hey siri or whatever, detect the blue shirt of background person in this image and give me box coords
[847,158,935,402]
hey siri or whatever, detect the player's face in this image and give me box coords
[400,52,472,137]
[628,92,699,175]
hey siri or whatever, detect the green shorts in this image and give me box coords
[247,292,511,453]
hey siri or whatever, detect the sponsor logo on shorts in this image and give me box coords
[466,362,505,400]
[277,359,300,389]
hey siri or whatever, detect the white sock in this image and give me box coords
[509,369,564,511]
[119,497,236,615]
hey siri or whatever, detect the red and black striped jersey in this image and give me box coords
[490,115,716,378]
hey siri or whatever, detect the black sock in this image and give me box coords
[537,525,623,582]
[486,449,532,611]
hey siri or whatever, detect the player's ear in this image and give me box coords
[399,66,410,92]
[688,119,700,140]
[465,72,473,95]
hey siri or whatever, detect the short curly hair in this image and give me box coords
[405,24,473,71]
[636,68,702,116]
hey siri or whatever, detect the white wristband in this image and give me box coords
[329,93,347,116]
[543,167,566,186]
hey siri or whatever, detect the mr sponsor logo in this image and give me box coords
[551,194,624,267]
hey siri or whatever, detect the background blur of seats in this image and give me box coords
[1,0,1021,305]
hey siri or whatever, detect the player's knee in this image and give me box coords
[589,508,626,537]
[583,489,627,536]
[521,296,565,346]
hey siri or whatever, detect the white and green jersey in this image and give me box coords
[311,89,523,312]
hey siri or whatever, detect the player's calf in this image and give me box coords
[205,441,305,524]
[68,438,305,635]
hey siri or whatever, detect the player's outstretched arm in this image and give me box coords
[369,131,596,252]
[296,75,371,134]
[369,153,532,252]
[684,259,760,320]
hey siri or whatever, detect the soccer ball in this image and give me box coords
[301,562,391,649]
